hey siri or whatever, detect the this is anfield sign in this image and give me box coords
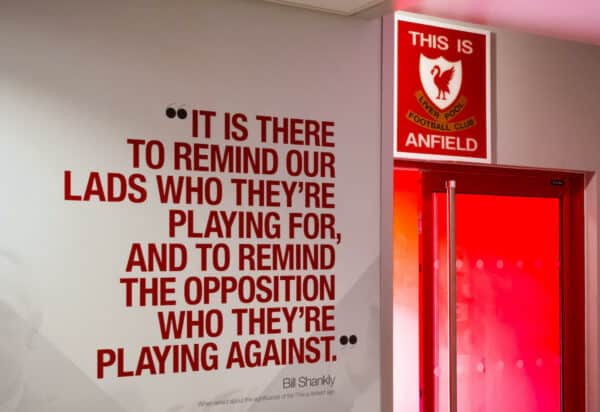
[394,13,491,163]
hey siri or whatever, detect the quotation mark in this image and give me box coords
[340,335,358,346]
[165,105,187,120]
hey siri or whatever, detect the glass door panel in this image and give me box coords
[430,190,561,412]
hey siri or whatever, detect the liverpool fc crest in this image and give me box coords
[419,54,462,110]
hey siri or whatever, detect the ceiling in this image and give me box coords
[265,0,385,15]
[265,0,600,45]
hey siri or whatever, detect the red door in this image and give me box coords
[393,163,584,412]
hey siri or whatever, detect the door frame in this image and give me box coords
[394,159,585,412]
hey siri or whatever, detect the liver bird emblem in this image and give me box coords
[431,65,455,100]
[419,55,462,110]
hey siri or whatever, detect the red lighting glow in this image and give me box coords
[393,168,561,412]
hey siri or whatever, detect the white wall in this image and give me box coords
[494,31,600,170]
[1,1,381,411]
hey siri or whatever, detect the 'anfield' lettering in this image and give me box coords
[405,133,477,152]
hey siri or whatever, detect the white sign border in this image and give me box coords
[393,11,492,164]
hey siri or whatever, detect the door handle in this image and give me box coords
[446,180,458,412]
